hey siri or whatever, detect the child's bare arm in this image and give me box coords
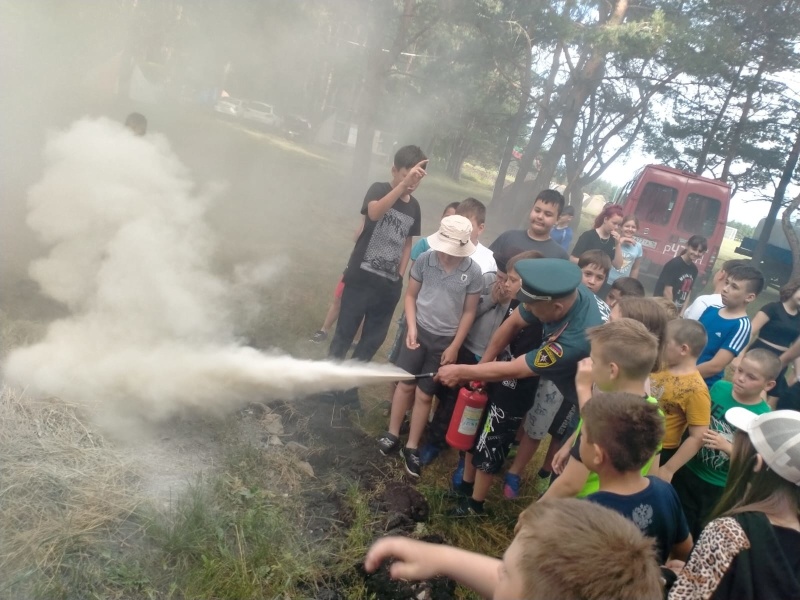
[697,349,735,379]
[703,429,733,455]
[575,358,594,409]
[540,456,589,500]
[442,293,480,365]
[657,425,707,483]
[405,279,422,349]
[670,533,693,563]
[365,536,499,599]
[366,160,427,221]
[437,355,534,387]
[398,236,413,278]
[353,216,365,242]
[479,308,527,363]
[662,284,674,301]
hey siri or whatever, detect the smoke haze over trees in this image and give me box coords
[2,1,800,229]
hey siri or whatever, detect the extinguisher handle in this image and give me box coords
[469,380,485,391]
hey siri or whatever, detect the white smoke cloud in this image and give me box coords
[4,118,408,429]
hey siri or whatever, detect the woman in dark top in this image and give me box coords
[570,204,624,271]
[736,279,800,404]
[669,409,800,600]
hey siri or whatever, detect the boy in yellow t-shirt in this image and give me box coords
[650,319,711,483]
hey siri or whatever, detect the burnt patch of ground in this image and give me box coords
[272,394,463,599]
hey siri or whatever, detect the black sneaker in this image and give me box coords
[310,330,327,343]
[447,497,486,518]
[402,447,422,478]
[377,432,400,456]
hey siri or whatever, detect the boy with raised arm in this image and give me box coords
[326,145,427,404]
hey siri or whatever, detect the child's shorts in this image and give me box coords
[470,377,538,475]
[394,325,453,396]
[523,379,565,440]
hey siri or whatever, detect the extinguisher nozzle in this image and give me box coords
[413,372,438,379]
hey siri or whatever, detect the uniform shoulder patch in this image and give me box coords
[534,342,563,368]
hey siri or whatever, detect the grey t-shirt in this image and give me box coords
[411,250,483,336]
[488,229,569,260]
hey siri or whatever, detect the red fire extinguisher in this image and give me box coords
[446,382,488,451]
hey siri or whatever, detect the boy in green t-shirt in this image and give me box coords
[671,348,778,540]
[541,318,664,500]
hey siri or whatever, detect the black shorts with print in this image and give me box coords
[469,377,539,475]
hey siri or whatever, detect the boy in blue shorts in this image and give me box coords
[580,391,692,564]
[697,264,764,387]
[378,216,483,478]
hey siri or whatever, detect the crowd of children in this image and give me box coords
[318,145,799,597]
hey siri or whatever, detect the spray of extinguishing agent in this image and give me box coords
[446,382,489,451]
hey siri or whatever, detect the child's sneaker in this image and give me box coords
[310,330,327,343]
[503,473,521,499]
[533,474,552,497]
[445,480,473,500]
[402,447,422,478]
[451,454,466,488]
[447,497,486,518]
[419,443,441,466]
[377,432,400,456]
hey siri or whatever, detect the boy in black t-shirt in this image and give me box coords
[653,235,707,315]
[327,146,427,388]
[580,391,693,564]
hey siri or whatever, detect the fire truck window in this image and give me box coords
[678,194,721,237]
[634,183,677,226]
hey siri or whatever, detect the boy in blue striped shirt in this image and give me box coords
[697,265,764,387]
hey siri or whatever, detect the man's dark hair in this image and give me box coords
[561,205,575,217]
[394,145,427,170]
[125,112,147,136]
[728,264,765,296]
[610,277,645,298]
[534,189,565,216]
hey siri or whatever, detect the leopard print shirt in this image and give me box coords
[669,517,750,599]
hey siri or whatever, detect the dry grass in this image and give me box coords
[0,387,142,596]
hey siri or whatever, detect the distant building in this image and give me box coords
[724,225,738,240]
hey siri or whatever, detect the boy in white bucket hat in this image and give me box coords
[379,215,483,478]
[669,408,800,599]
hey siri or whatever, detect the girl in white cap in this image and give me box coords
[669,409,800,599]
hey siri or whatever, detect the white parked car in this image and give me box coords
[213,97,244,118]
[242,101,278,128]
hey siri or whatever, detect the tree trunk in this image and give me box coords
[492,27,534,204]
[497,0,629,230]
[782,190,800,282]
[489,43,562,228]
[694,65,742,175]
[754,122,800,264]
[720,54,768,181]
[349,0,415,195]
